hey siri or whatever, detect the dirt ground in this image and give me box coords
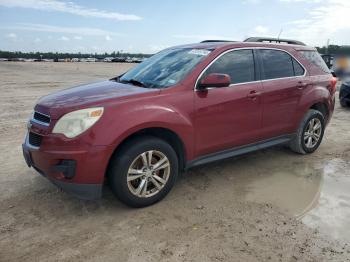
[0,62,349,262]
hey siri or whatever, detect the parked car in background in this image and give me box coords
[112,57,126,63]
[340,79,350,107]
[103,57,114,62]
[85,57,96,62]
[22,37,336,207]
[131,57,144,63]
[125,57,134,63]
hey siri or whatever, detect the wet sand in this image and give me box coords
[0,62,349,261]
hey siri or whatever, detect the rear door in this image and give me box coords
[194,49,263,157]
[258,49,308,139]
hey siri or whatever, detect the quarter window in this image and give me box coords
[292,58,305,76]
[202,49,255,85]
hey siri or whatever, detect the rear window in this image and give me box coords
[299,51,330,73]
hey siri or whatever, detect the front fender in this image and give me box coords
[95,102,195,161]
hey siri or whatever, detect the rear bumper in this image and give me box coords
[22,133,112,200]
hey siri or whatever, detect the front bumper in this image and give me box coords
[22,132,112,200]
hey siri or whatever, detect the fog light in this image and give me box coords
[53,160,76,179]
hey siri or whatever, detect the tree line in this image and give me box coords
[0,50,152,59]
[1,45,350,59]
[316,45,350,55]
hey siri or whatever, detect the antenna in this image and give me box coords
[277,28,283,40]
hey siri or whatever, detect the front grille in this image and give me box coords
[33,111,50,125]
[29,132,43,147]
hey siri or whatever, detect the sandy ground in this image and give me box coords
[0,62,349,262]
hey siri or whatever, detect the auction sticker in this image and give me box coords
[188,49,211,56]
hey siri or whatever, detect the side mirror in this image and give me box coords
[197,73,231,90]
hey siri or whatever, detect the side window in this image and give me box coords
[203,49,255,85]
[260,49,294,80]
[292,58,305,76]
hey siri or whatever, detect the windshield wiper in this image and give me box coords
[120,78,148,88]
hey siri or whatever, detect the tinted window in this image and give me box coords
[203,50,255,84]
[260,49,294,79]
[292,58,305,76]
[299,50,330,73]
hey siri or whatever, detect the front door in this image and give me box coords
[194,49,263,157]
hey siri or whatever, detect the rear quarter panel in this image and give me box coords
[293,74,334,130]
[288,48,334,129]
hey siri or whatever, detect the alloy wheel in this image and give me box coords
[127,150,170,198]
[303,118,322,149]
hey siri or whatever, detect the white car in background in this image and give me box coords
[103,57,114,62]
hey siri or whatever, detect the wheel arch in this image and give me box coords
[107,127,188,174]
[309,102,329,122]
[295,83,333,129]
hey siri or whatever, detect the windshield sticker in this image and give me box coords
[188,49,211,56]
[168,79,176,84]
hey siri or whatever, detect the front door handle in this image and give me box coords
[247,90,261,99]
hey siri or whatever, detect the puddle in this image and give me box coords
[302,158,350,243]
[244,168,323,218]
[239,156,350,243]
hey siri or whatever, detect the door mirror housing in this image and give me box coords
[197,73,231,90]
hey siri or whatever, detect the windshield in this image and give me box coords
[119,48,212,88]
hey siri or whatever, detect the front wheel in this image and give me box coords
[289,109,325,154]
[108,136,179,207]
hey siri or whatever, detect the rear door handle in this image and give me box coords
[247,90,261,99]
[297,81,308,89]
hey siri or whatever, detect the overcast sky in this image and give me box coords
[0,0,349,53]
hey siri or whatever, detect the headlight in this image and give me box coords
[53,107,104,138]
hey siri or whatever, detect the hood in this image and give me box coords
[35,80,159,119]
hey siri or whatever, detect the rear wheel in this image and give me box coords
[108,136,178,207]
[289,109,325,154]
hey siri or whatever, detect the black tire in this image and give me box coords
[339,91,349,107]
[108,136,179,208]
[340,99,348,107]
[289,109,325,154]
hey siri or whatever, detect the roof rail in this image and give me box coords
[200,40,235,43]
[244,37,306,46]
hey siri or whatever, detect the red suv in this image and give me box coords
[22,38,337,207]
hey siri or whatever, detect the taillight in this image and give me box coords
[330,77,337,94]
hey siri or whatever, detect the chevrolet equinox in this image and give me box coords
[22,38,337,207]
